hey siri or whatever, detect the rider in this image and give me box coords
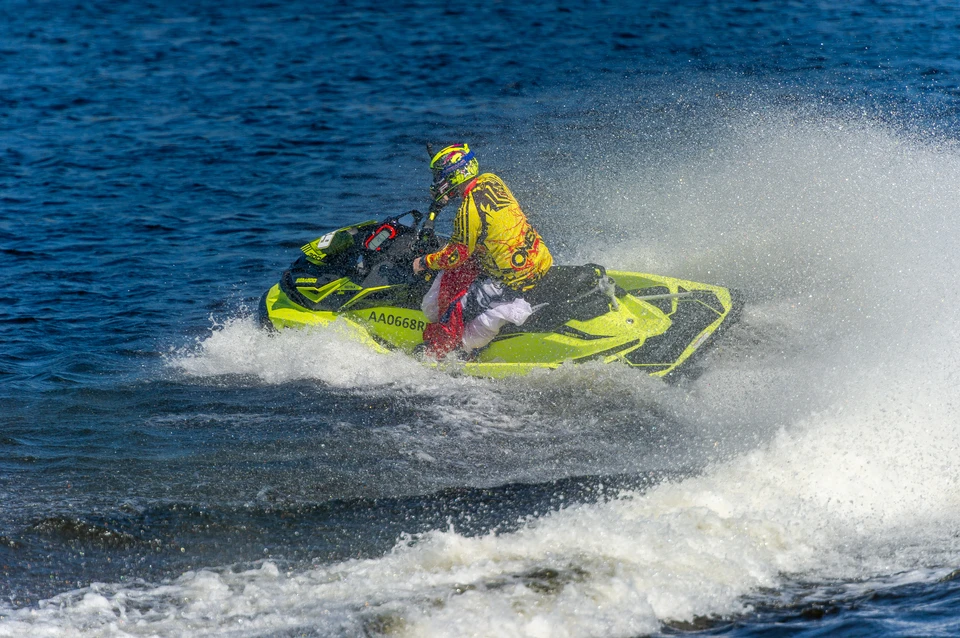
[412,143,553,358]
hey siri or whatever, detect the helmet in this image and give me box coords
[430,144,479,207]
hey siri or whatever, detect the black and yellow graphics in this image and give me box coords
[424,173,552,291]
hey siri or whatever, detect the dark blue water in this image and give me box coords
[5,1,960,635]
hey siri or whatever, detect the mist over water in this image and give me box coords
[554,108,960,447]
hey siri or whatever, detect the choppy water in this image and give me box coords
[4,1,960,636]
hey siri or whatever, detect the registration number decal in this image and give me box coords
[367,312,425,332]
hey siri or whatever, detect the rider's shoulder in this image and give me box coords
[468,172,512,198]
[475,172,504,185]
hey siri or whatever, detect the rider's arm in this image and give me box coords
[422,198,477,271]
[422,242,470,271]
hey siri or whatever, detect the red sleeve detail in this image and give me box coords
[424,242,470,270]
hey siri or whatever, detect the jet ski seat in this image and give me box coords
[503,264,623,333]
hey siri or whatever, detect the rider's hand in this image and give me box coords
[412,257,425,275]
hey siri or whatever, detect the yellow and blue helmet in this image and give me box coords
[429,143,479,205]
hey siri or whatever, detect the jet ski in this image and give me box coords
[257,210,742,379]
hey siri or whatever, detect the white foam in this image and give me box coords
[170,316,434,388]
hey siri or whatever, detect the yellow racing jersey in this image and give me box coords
[424,173,552,291]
